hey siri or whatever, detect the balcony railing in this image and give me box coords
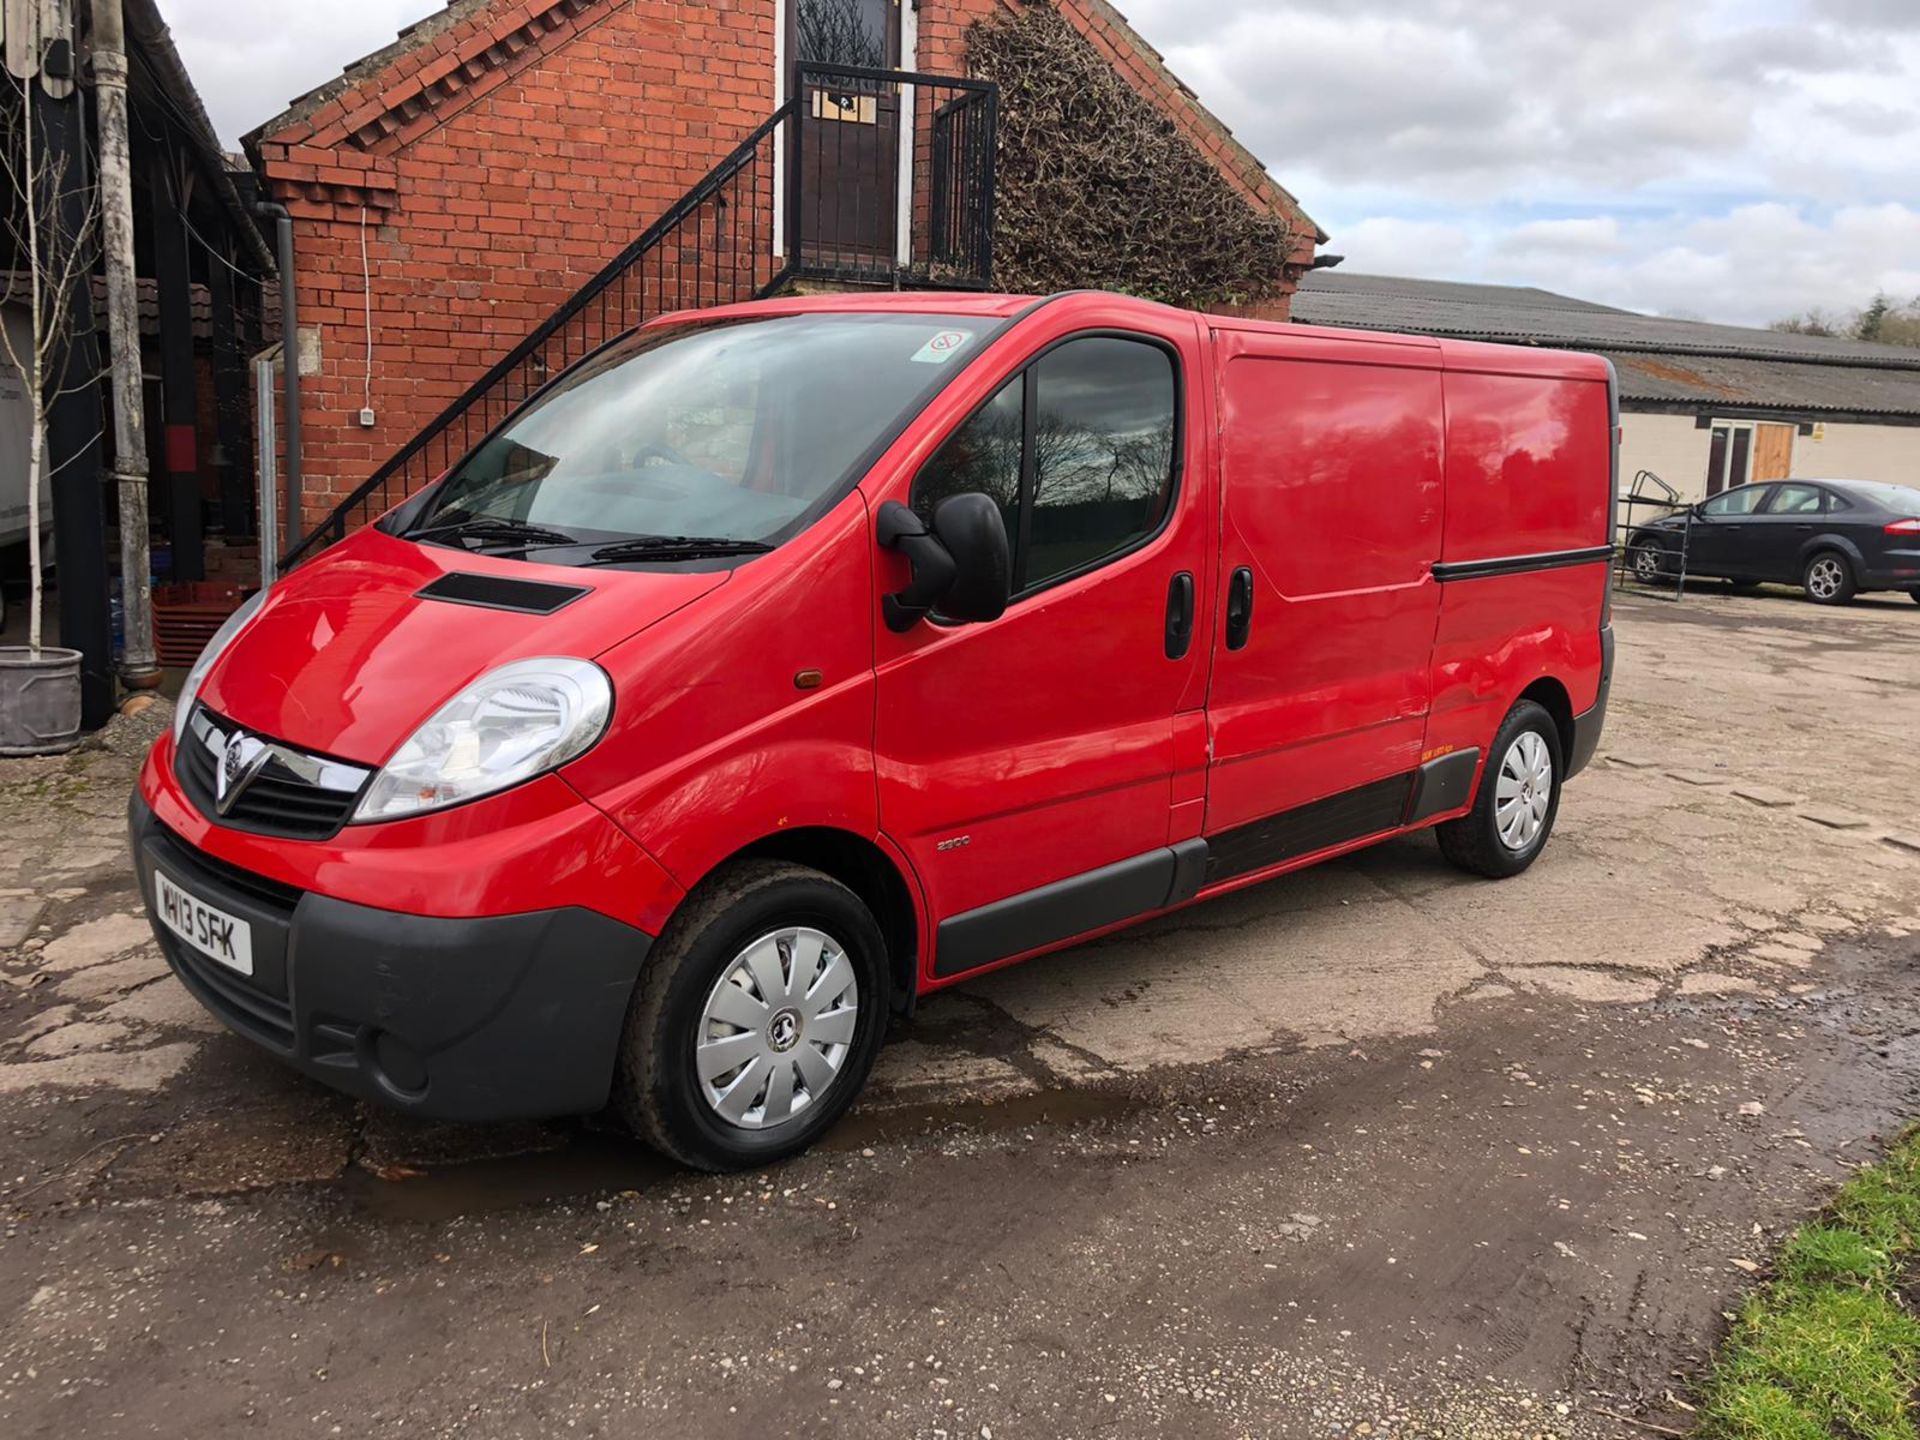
[789,63,996,290]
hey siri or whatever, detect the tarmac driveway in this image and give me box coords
[3,583,1919,1438]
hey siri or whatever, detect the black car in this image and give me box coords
[1629,477,1920,605]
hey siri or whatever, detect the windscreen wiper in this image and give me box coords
[586,535,776,564]
[410,516,584,549]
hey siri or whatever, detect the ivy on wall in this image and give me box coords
[966,4,1293,311]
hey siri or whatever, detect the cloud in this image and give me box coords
[1117,0,1920,323]
[1338,202,1920,324]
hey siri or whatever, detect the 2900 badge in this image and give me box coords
[154,870,255,976]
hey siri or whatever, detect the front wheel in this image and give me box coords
[1803,551,1855,605]
[614,860,890,1171]
[1436,700,1564,879]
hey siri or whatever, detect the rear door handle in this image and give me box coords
[1165,571,1195,660]
[1225,567,1254,651]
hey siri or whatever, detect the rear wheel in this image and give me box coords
[1802,551,1855,605]
[1630,540,1669,586]
[1437,700,1564,879]
[615,860,890,1171]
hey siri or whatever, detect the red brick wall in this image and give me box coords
[256,0,778,536]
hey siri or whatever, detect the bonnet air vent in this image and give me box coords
[415,572,591,615]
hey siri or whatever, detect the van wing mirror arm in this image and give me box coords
[877,501,958,634]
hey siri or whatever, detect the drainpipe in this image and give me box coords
[89,0,157,686]
[252,201,302,548]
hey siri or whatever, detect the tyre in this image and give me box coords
[1436,700,1564,879]
[614,860,890,1171]
[1802,550,1855,605]
[1629,540,1670,586]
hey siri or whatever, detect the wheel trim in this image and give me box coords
[1808,557,1843,599]
[695,927,859,1131]
[1493,730,1553,853]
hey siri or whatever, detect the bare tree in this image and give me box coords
[0,67,100,655]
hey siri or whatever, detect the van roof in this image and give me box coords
[648,291,1615,382]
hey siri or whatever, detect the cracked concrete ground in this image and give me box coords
[2,584,1920,1438]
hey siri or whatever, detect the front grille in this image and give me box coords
[169,939,296,1050]
[176,707,370,841]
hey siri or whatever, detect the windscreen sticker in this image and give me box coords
[910,329,975,364]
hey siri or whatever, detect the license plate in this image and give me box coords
[155,870,255,976]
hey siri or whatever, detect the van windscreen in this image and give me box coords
[406,312,995,561]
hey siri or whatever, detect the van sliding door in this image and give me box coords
[1201,329,1445,883]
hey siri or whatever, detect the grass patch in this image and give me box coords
[1699,1129,1920,1439]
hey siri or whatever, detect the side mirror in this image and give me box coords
[876,497,1010,633]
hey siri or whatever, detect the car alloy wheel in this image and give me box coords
[1805,555,1847,602]
[1632,543,1664,583]
[1494,730,1553,852]
[693,926,860,1130]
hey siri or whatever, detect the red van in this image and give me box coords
[132,291,1616,1169]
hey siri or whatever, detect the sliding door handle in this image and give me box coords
[1165,571,1195,659]
[1225,566,1254,651]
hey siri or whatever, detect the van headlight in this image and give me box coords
[173,589,269,744]
[353,657,612,822]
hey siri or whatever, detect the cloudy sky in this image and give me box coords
[169,0,1920,326]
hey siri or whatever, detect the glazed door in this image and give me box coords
[874,318,1212,980]
[792,0,902,268]
[1202,330,1445,875]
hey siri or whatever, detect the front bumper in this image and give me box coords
[130,793,653,1122]
[1565,623,1613,780]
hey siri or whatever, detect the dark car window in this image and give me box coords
[1702,486,1771,517]
[912,376,1023,548]
[1764,483,1826,515]
[1024,338,1178,590]
[1833,481,1920,513]
[911,334,1180,600]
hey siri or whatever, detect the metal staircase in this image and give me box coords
[284,65,996,567]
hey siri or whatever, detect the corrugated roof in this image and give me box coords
[1295,271,1920,371]
[1600,350,1920,418]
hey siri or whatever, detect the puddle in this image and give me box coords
[338,1086,1143,1222]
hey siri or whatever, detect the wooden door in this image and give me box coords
[792,0,902,269]
[1752,423,1795,482]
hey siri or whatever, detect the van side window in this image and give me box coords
[910,376,1023,544]
[909,335,1178,601]
[1024,338,1178,590]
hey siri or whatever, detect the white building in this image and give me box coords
[1293,272,1920,505]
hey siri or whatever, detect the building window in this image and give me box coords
[1705,421,1752,497]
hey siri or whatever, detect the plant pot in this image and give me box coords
[0,645,84,756]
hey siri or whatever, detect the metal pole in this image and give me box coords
[39,23,115,724]
[253,202,301,546]
[89,0,157,686]
[254,354,277,587]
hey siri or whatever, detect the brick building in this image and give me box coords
[242,0,1322,546]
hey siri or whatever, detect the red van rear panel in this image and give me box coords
[1423,340,1614,763]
